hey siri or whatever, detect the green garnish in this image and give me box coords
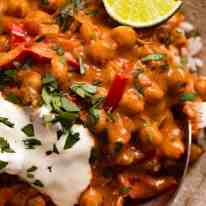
[180,92,197,102]
[0,117,14,128]
[71,82,97,98]
[119,187,130,195]
[64,129,80,150]
[142,53,166,62]
[35,35,45,42]
[0,69,17,88]
[0,137,15,153]
[41,0,49,5]
[27,166,38,173]
[23,138,42,149]
[33,179,44,187]
[52,44,65,56]
[6,93,22,105]
[53,144,60,154]
[22,124,34,137]
[0,160,8,170]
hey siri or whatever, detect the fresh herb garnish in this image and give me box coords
[53,144,60,154]
[119,187,130,195]
[0,137,15,153]
[27,166,38,173]
[41,0,49,5]
[0,117,14,128]
[48,166,52,173]
[35,35,45,42]
[51,44,65,56]
[71,82,97,98]
[22,124,34,137]
[6,93,22,105]
[33,179,44,187]
[142,53,166,62]
[23,138,42,149]
[55,0,83,31]
[0,160,8,170]
[0,69,17,87]
[180,92,197,102]
[64,129,80,150]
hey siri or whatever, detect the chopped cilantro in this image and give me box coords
[52,44,65,56]
[27,166,38,173]
[23,138,42,149]
[6,93,22,105]
[53,144,60,154]
[35,35,45,42]
[0,160,8,170]
[22,124,34,137]
[0,137,15,153]
[180,92,197,102]
[27,173,34,178]
[41,0,49,5]
[142,53,166,62]
[119,187,130,195]
[71,82,97,98]
[33,179,44,187]
[64,129,80,150]
[0,117,14,128]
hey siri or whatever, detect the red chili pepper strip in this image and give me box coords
[104,73,129,112]
[65,52,80,70]
[10,24,29,46]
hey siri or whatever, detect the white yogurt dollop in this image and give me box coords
[0,98,94,206]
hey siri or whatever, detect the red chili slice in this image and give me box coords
[104,73,129,112]
[65,52,80,70]
[9,23,30,46]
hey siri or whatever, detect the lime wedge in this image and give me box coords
[102,0,183,28]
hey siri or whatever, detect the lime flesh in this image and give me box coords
[103,0,183,28]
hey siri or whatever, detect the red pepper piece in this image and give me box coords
[104,73,129,112]
[10,24,30,46]
[65,52,80,70]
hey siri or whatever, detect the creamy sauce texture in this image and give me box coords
[0,97,94,206]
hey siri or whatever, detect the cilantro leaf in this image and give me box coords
[64,129,80,150]
[180,92,197,102]
[0,117,14,128]
[0,160,8,170]
[22,124,34,137]
[0,137,15,153]
[33,179,44,187]
[71,82,97,98]
[23,138,42,149]
[142,53,166,62]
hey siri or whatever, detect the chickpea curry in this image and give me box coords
[0,0,205,206]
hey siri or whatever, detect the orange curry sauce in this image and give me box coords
[0,0,205,205]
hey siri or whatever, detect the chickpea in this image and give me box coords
[167,68,187,89]
[87,40,116,63]
[25,11,54,24]
[111,26,137,48]
[116,147,144,166]
[190,144,203,162]
[139,122,163,146]
[7,0,29,17]
[108,115,131,145]
[161,123,185,159]
[144,83,164,102]
[51,56,69,90]
[119,89,144,115]
[80,187,103,206]
[19,71,42,92]
[80,22,95,42]
[195,76,206,98]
